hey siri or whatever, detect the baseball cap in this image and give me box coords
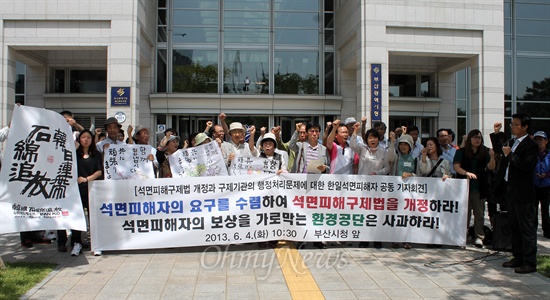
[533,131,547,139]
[344,117,357,125]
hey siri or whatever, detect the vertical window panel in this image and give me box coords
[173,50,218,93]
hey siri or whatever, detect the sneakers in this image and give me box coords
[474,238,483,248]
[58,244,68,252]
[93,250,102,256]
[46,231,56,240]
[71,243,82,256]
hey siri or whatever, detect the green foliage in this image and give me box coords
[538,255,550,278]
[173,63,218,93]
[274,72,319,94]
[523,77,550,101]
[0,261,56,300]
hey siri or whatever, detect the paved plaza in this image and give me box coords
[1,229,549,300]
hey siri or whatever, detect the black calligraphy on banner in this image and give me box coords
[9,125,73,199]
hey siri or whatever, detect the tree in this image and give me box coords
[522,77,550,101]
[517,77,550,120]
[172,63,218,93]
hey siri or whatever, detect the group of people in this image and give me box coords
[1,109,548,274]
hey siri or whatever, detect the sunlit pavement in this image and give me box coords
[2,227,549,299]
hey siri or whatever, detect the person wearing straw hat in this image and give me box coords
[193,132,211,147]
[220,122,258,167]
[158,135,181,178]
[96,117,125,153]
[128,125,158,172]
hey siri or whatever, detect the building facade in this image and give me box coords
[1,0,547,149]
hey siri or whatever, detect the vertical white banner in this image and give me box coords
[229,155,280,175]
[169,141,228,177]
[103,144,155,180]
[0,105,87,233]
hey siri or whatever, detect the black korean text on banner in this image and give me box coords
[0,105,86,234]
[89,174,467,252]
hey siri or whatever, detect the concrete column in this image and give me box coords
[25,66,46,109]
[438,71,457,131]
[107,12,140,129]
[138,65,153,132]
[1,46,16,127]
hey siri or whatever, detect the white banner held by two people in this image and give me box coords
[0,105,87,234]
[228,155,280,175]
[103,144,155,180]
[89,174,468,252]
[169,141,228,177]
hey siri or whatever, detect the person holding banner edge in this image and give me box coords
[350,124,392,248]
[96,117,126,154]
[289,122,329,249]
[418,137,452,248]
[57,129,103,256]
[158,135,181,178]
[387,133,417,249]
[453,129,495,248]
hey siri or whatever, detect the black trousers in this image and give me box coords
[19,231,44,242]
[57,229,82,247]
[535,186,550,235]
[507,199,538,266]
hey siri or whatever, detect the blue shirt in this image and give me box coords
[441,146,456,174]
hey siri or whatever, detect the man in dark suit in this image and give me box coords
[492,114,539,274]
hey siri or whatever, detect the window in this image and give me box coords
[69,70,107,93]
[52,69,106,93]
[274,51,319,94]
[15,62,26,105]
[223,50,269,94]
[173,50,218,93]
[389,74,435,97]
[389,75,416,97]
[158,0,330,95]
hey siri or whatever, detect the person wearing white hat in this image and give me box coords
[388,133,417,249]
[258,132,287,174]
[194,132,211,146]
[127,125,158,171]
[221,122,258,167]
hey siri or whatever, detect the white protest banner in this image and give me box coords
[89,174,468,252]
[169,141,228,177]
[229,155,280,175]
[0,105,87,234]
[104,144,155,180]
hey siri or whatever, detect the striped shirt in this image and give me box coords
[303,144,320,173]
